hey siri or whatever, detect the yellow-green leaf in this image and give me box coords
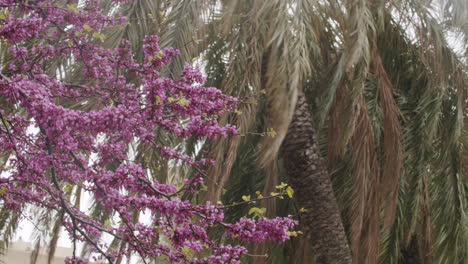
[150,53,163,61]
[241,195,251,202]
[0,10,10,20]
[286,186,294,198]
[267,127,276,138]
[181,246,194,257]
[276,182,288,189]
[255,191,263,199]
[154,95,161,104]
[0,186,7,195]
[287,231,299,237]
[82,24,93,33]
[248,207,266,218]
[63,184,73,193]
[92,32,105,42]
[66,4,78,12]
[178,97,189,107]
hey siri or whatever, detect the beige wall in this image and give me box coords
[0,241,96,264]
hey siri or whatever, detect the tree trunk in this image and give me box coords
[400,236,421,264]
[281,92,352,264]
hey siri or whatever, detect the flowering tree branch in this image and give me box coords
[0,1,298,263]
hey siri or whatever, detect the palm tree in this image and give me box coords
[192,1,467,263]
[1,0,466,264]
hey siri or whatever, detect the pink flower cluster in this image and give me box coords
[0,1,298,263]
[226,217,298,242]
[65,256,89,264]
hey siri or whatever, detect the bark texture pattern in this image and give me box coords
[281,92,352,264]
[400,236,421,264]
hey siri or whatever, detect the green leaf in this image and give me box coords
[178,97,190,107]
[287,231,301,237]
[181,246,194,257]
[154,96,161,104]
[82,24,93,33]
[286,186,294,198]
[267,128,276,138]
[150,53,163,61]
[92,32,105,42]
[241,195,251,202]
[248,207,266,218]
[66,4,78,12]
[276,182,288,189]
[63,184,73,193]
[0,10,10,20]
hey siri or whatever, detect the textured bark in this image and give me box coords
[400,236,421,264]
[281,92,352,264]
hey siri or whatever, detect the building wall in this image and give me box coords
[0,241,97,264]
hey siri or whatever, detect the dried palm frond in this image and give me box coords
[348,95,381,264]
[370,44,403,229]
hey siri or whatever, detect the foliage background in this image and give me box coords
[0,0,466,263]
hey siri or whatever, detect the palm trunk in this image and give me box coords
[400,236,421,264]
[281,92,352,264]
